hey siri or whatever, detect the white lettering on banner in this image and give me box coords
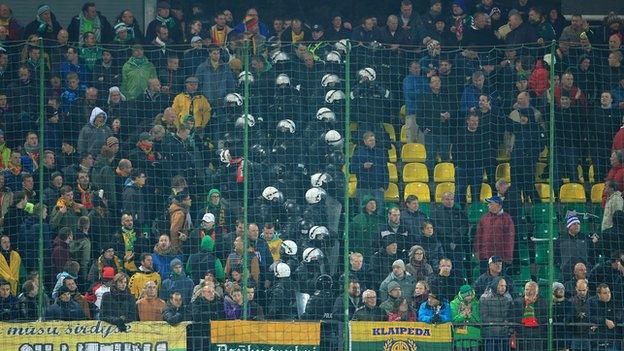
[17,342,170,351]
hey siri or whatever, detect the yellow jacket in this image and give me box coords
[0,250,21,295]
[172,92,212,127]
[128,269,162,299]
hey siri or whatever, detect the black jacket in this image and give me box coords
[302,290,335,320]
[352,305,387,321]
[100,287,137,325]
[0,294,19,321]
[267,278,297,320]
[163,301,189,325]
[44,299,85,321]
[191,296,224,322]
[588,296,622,340]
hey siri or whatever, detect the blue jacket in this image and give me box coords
[418,300,451,323]
[160,272,194,305]
[233,21,270,38]
[195,61,236,103]
[349,145,389,190]
[152,251,184,279]
[403,74,429,115]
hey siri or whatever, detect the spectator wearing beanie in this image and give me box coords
[23,4,62,42]
[160,258,194,304]
[379,259,416,302]
[450,285,481,349]
[44,285,85,321]
[0,236,21,296]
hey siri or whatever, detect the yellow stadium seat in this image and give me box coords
[383,123,397,142]
[480,183,493,202]
[496,163,511,183]
[402,162,429,183]
[535,162,547,182]
[388,163,398,183]
[401,143,427,163]
[400,105,407,122]
[349,143,356,158]
[435,182,456,203]
[400,125,408,144]
[388,144,397,163]
[535,183,552,202]
[342,165,357,182]
[348,181,357,198]
[385,183,400,202]
[466,183,492,203]
[559,183,586,203]
[434,162,455,183]
[539,146,548,161]
[591,183,605,203]
[349,122,358,132]
[404,182,431,202]
[589,164,595,184]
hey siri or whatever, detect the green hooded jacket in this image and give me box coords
[450,289,481,346]
[350,195,383,258]
[186,235,226,281]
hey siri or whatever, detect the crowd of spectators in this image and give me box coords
[1,0,624,349]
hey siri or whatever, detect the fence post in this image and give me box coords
[37,37,46,320]
[242,39,251,320]
[546,40,557,351]
[342,41,352,351]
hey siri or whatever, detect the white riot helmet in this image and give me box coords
[324,130,343,147]
[358,67,377,81]
[334,39,351,53]
[275,73,291,86]
[235,114,255,128]
[325,51,342,64]
[277,119,296,133]
[271,50,290,64]
[325,89,346,103]
[311,172,332,187]
[262,186,283,202]
[238,71,254,85]
[274,262,291,278]
[219,149,231,163]
[302,247,325,262]
[321,74,340,87]
[305,187,327,204]
[225,93,243,106]
[280,240,298,256]
[316,107,336,122]
[308,225,329,240]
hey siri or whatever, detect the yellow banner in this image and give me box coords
[0,320,188,351]
[210,320,321,345]
[351,322,453,343]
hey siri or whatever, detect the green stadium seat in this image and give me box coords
[530,203,558,224]
[467,203,488,224]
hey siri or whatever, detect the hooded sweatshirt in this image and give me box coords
[405,245,434,281]
[186,235,225,282]
[350,195,383,258]
[77,107,112,156]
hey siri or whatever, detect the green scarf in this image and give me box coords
[155,15,176,30]
[128,56,147,67]
[121,226,137,252]
[79,46,103,70]
[78,12,102,44]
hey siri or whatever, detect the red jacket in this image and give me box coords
[612,127,624,152]
[51,236,70,274]
[529,60,549,97]
[474,211,515,262]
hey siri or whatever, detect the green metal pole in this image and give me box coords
[242,40,250,320]
[37,37,45,319]
[547,40,556,351]
[342,42,352,351]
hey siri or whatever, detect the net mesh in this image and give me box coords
[0,15,623,351]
